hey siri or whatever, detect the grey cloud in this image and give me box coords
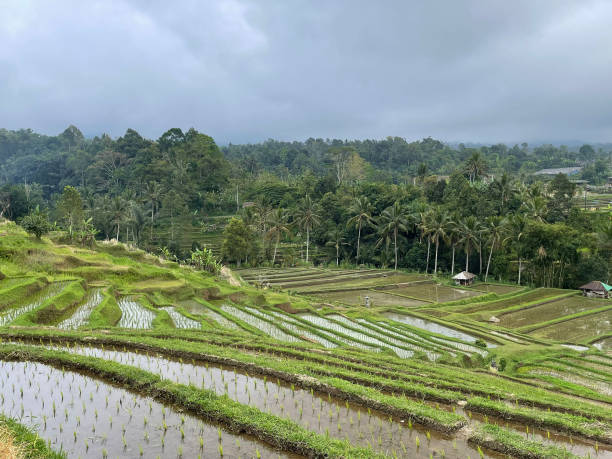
[0,0,610,144]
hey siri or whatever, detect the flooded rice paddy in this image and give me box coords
[388,284,480,303]
[383,313,492,347]
[160,306,201,329]
[0,281,68,326]
[530,309,612,341]
[220,305,301,342]
[0,360,297,459]
[36,343,504,458]
[117,297,156,329]
[58,289,103,329]
[29,343,609,458]
[498,296,611,329]
[315,289,426,307]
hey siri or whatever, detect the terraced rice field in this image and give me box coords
[384,312,487,345]
[389,284,481,303]
[57,288,104,329]
[2,226,612,459]
[36,343,495,458]
[0,281,68,326]
[161,306,201,329]
[498,296,610,329]
[0,360,289,458]
[117,297,157,329]
[317,289,426,307]
[472,284,524,295]
[457,288,569,314]
[530,308,612,342]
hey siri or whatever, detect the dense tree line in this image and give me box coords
[1,126,611,288]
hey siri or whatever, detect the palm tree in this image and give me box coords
[294,195,320,263]
[418,211,433,274]
[377,201,407,270]
[522,195,547,222]
[347,197,374,264]
[503,214,528,285]
[428,209,452,275]
[109,196,127,241]
[129,203,147,247]
[144,181,163,239]
[458,216,482,273]
[325,226,346,266]
[483,216,505,282]
[254,200,272,259]
[463,152,488,183]
[266,208,290,265]
[445,213,464,275]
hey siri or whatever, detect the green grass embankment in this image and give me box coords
[0,415,65,459]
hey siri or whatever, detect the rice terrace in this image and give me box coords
[3,2,612,458]
[0,218,610,458]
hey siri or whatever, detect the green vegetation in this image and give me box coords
[0,165,611,458]
[0,415,65,459]
[470,424,579,458]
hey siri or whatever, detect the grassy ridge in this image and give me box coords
[12,280,85,326]
[469,423,579,459]
[87,289,121,327]
[0,415,65,459]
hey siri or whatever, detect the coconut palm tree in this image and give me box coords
[144,181,163,239]
[347,196,374,264]
[428,209,452,275]
[458,216,482,273]
[377,201,407,270]
[503,214,528,285]
[266,208,290,265]
[109,196,127,241]
[294,195,320,263]
[418,211,433,274]
[483,216,506,282]
[463,152,488,184]
[325,225,347,266]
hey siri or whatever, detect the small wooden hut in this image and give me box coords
[453,271,475,286]
[578,281,611,298]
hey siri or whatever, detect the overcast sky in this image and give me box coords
[1,1,611,145]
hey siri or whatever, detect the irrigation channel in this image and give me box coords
[33,342,609,458]
[0,360,299,459]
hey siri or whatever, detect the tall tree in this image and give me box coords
[326,226,346,266]
[463,152,488,183]
[347,196,374,264]
[483,216,505,282]
[504,214,528,285]
[144,181,163,239]
[377,201,407,270]
[458,216,481,273]
[266,208,290,265]
[57,185,84,237]
[294,195,320,263]
[428,209,451,275]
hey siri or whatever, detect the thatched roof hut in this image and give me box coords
[453,271,475,286]
[578,281,612,298]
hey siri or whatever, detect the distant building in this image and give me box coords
[578,281,611,299]
[533,167,582,176]
[453,271,475,286]
[242,202,255,208]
